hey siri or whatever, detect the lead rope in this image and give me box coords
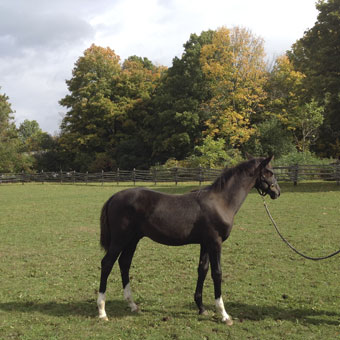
[262,197,340,261]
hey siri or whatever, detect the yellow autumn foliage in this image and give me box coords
[200,26,267,147]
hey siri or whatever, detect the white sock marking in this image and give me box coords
[215,296,231,322]
[97,292,108,320]
[124,283,138,312]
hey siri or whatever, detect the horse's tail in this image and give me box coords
[100,197,112,252]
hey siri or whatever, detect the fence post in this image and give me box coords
[153,168,157,185]
[293,164,299,186]
[21,170,25,185]
[60,169,62,184]
[41,170,44,184]
[73,170,76,184]
[199,165,203,186]
[336,163,340,186]
[174,167,178,186]
[117,168,120,186]
[133,168,136,186]
[101,170,104,186]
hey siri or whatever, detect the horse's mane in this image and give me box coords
[209,158,259,192]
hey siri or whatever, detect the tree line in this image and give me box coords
[1,0,339,173]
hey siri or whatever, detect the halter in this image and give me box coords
[255,170,277,197]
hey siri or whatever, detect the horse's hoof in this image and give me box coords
[99,316,109,321]
[199,310,209,316]
[130,304,139,312]
[224,318,233,326]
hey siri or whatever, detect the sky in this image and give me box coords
[0,0,319,135]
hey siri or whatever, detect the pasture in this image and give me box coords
[1,182,340,339]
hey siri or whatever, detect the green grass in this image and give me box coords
[1,182,340,339]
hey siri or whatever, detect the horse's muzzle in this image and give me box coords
[269,184,280,199]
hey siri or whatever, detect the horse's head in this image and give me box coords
[254,156,280,199]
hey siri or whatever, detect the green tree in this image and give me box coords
[150,30,214,163]
[60,44,121,170]
[18,119,45,152]
[288,0,340,157]
[187,135,242,168]
[59,45,164,170]
[18,119,41,141]
[17,119,59,171]
[0,90,31,172]
[263,56,324,154]
[291,99,324,152]
[113,56,165,169]
[244,117,295,158]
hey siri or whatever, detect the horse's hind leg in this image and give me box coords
[97,247,121,320]
[194,244,209,315]
[118,237,140,312]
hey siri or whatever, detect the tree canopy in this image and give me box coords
[2,3,339,173]
[59,45,165,170]
[0,90,27,172]
[200,26,267,147]
[288,0,340,157]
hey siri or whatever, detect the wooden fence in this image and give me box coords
[1,164,340,185]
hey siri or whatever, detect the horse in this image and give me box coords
[97,156,280,325]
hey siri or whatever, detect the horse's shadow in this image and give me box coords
[0,299,133,319]
[143,301,340,326]
[225,301,340,326]
[1,299,339,326]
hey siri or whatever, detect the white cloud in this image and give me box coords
[91,0,318,65]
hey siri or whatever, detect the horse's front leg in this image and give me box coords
[209,243,233,326]
[194,244,209,315]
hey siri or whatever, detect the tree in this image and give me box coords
[18,119,44,152]
[0,90,30,172]
[187,135,242,168]
[291,99,324,152]
[113,56,165,169]
[200,26,268,148]
[150,30,214,163]
[60,44,121,169]
[288,0,340,157]
[244,117,295,158]
[18,119,41,141]
[263,56,324,153]
[17,119,59,171]
[59,45,164,170]
[265,55,305,125]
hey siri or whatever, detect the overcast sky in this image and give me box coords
[0,0,318,134]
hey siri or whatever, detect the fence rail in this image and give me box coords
[1,164,340,185]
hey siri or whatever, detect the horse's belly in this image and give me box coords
[136,192,202,245]
[141,220,198,246]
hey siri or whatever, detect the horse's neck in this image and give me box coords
[222,172,256,214]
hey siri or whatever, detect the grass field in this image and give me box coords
[1,181,340,339]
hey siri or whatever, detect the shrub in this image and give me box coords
[275,150,333,166]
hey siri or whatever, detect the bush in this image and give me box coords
[159,137,243,169]
[244,118,295,158]
[275,150,333,166]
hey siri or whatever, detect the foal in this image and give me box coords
[97,156,280,325]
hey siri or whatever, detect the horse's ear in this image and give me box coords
[245,152,254,160]
[260,155,274,168]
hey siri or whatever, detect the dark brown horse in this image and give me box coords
[97,156,280,325]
